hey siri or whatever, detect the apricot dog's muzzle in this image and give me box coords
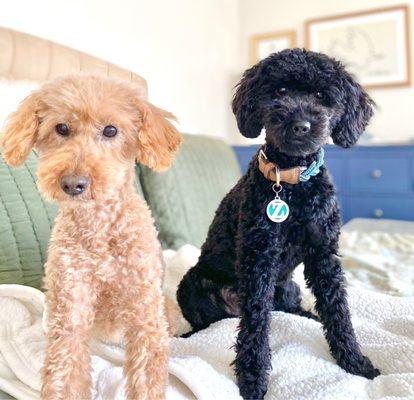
[60,175,90,196]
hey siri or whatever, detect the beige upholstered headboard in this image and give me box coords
[0,27,147,98]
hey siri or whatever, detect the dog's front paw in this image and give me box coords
[235,361,271,399]
[236,368,269,400]
[338,355,380,379]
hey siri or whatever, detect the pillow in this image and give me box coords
[0,78,39,130]
[139,134,241,250]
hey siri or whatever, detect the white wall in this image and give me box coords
[0,0,241,141]
[1,0,413,144]
[239,0,414,145]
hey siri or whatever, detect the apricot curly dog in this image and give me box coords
[1,75,182,400]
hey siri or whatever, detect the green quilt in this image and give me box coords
[0,150,57,289]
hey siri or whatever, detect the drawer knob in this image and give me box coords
[373,208,384,218]
[371,169,382,178]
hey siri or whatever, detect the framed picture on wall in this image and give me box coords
[305,5,411,88]
[250,30,296,65]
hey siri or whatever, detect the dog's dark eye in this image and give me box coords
[315,91,324,99]
[277,87,288,96]
[102,125,118,138]
[55,123,70,136]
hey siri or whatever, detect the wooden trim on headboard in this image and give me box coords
[0,27,148,98]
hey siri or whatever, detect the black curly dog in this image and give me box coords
[177,49,380,399]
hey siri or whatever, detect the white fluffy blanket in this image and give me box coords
[0,245,413,400]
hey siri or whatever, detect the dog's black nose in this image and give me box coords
[60,175,90,196]
[291,121,311,134]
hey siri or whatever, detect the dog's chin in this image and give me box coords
[266,128,328,157]
[39,190,90,204]
[277,142,321,157]
[57,191,106,204]
[266,137,321,157]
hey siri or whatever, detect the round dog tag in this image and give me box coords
[266,198,290,223]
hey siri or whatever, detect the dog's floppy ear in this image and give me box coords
[136,100,182,172]
[1,92,40,166]
[232,63,263,138]
[331,74,374,148]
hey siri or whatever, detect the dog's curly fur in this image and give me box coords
[177,49,380,399]
[1,75,182,400]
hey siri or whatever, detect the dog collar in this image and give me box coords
[258,147,325,185]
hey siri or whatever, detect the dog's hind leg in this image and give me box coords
[273,279,320,321]
[177,265,238,336]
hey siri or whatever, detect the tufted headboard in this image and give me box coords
[0,26,147,97]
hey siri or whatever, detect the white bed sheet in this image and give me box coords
[341,218,414,296]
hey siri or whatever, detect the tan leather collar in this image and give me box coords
[258,150,301,185]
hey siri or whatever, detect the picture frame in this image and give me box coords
[305,5,411,89]
[250,30,297,65]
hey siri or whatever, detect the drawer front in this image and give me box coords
[348,195,414,221]
[325,157,345,191]
[336,194,349,223]
[348,156,411,193]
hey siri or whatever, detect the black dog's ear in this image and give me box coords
[232,64,263,138]
[331,74,374,148]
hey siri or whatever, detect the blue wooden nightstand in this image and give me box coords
[233,145,414,223]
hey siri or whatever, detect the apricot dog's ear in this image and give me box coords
[136,101,182,172]
[1,92,40,166]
